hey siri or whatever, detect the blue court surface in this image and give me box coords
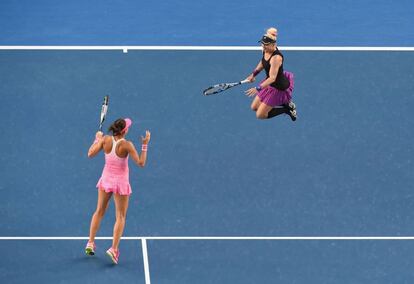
[1,1,414,283]
[1,0,413,46]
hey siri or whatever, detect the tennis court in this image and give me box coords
[1,1,414,283]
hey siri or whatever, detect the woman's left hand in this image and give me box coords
[141,130,151,144]
[245,87,258,97]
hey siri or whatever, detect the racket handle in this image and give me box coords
[240,79,250,84]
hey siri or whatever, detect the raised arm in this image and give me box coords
[126,130,151,167]
[88,131,104,158]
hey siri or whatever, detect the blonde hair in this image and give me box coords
[265,27,278,41]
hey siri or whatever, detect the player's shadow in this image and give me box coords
[69,255,117,269]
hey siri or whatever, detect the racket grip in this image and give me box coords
[240,79,250,84]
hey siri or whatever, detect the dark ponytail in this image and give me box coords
[108,118,126,136]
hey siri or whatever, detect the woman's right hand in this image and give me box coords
[246,74,256,83]
[141,130,151,144]
[96,131,103,138]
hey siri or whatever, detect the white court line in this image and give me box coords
[0,46,413,51]
[1,236,414,240]
[141,238,151,284]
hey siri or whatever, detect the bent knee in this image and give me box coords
[256,112,267,119]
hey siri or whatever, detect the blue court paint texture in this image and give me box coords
[0,0,413,46]
[1,0,414,282]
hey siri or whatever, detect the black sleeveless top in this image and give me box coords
[261,48,290,90]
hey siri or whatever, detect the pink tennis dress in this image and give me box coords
[96,137,132,196]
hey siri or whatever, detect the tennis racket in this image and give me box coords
[203,79,250,96]
[99,96,109,131]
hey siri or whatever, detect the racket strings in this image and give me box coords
[203,84,229,95]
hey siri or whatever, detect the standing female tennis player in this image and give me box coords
[245,27,297,121]
[85,118,150,264]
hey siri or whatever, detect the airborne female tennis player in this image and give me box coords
[245,27,297,121]
[85,118,150,264]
